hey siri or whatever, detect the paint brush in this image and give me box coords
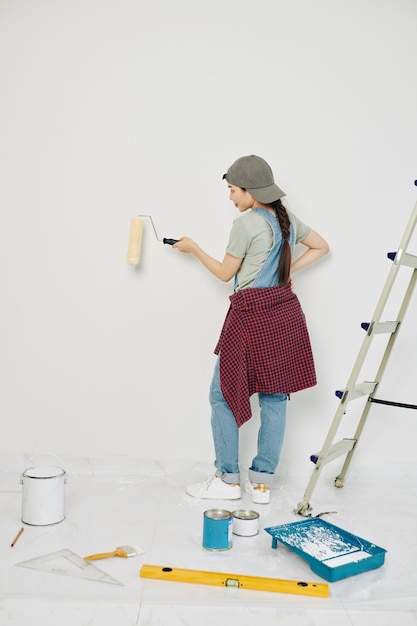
[83,545,145,560]
[11,527,24,547]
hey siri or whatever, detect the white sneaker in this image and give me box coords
[244,479,270,504]
[186,475,241,500]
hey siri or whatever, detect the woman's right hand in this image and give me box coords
[172,237,198,254]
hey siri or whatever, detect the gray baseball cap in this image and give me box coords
[223,155,285,204]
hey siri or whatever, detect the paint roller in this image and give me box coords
[127,217,144,265]
[126,215,179,265]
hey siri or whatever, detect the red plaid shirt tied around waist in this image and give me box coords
[214,284,316,427]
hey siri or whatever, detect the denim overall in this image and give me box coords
[210,208,295,486]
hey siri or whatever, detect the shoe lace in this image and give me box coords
[205,475,240,489]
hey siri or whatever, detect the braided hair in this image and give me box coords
[270,199,291,285]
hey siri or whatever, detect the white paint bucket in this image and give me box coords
[232,510,260,536]
[21,466,66,526]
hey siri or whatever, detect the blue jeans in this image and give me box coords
[209,358,287,485]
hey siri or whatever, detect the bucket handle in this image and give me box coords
[21,470,67,485]
[26,452,64,466]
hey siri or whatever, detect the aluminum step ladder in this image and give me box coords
[296,188,417,516]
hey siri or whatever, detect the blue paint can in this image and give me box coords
[203,509,232,551]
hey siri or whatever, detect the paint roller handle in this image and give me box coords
[163,238,180,245]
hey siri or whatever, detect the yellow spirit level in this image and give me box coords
[140,564,329,598]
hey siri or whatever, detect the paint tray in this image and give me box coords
[264,518,386,582]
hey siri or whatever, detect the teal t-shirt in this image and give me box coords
[226,209,311,290]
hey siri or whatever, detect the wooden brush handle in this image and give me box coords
[84,550,117,560]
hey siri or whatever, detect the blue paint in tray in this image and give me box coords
[264,518,387,582]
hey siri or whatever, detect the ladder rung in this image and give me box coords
[310,439,356,465]
[335,381,378,402]
[387,250,417,268]
[335,381,378,401]
[402,252,417,268]
[361,321,400,334]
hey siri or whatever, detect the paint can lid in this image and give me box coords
[204,509,232,520]
[232,509,259,521]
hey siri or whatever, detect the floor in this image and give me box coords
[1,455,417,625]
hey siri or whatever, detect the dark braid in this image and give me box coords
[270,199,292,285]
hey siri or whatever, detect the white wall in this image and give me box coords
[1,0,416,477]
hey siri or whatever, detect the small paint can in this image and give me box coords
[21,466,66,526]
[202,509,232,551]
[232,510,260,536]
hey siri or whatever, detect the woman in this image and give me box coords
[174,155,329,504]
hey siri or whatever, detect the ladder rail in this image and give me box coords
[393,198,417,258]
[295,198,417,515]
